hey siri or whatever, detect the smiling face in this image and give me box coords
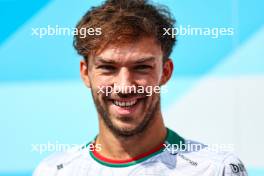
[80,37,173,137]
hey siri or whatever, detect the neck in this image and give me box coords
[95,113,167,161]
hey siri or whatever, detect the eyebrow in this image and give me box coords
[94,56,156,64]
[94,57,116,64]
[135,57,156,64]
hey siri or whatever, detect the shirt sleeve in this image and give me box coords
[33,160,58,176]
[33,153,62,176]
[219,153,248,176]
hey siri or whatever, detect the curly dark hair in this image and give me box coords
[73,0,176,62]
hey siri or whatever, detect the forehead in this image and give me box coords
[94,37,163,64]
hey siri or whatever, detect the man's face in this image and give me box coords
[81,37,173,137]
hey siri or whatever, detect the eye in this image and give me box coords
[97,65,116,72]
[134,65,153,71]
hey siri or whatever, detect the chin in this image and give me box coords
[114,120,138,131]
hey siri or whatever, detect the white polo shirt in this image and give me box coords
[33,128,248,176]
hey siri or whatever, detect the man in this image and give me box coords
[34,0,248,175]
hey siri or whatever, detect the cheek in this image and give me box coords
[90,75,113,90]
[135,75,161,87]
[139,67,163,86]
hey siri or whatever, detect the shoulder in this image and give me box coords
[180,140,248,176]
[33,152,69,176]
[218,152,248,176]
[164,129,248,175]
[33,146,91,176]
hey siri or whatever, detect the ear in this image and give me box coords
[80,60,91,88]
[160,58,173,86]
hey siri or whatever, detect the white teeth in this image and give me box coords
[121,102,125,106]
[114,100,137,107]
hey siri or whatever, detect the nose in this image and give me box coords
[113,67,135,94]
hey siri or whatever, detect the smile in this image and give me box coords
[113,99,137,107]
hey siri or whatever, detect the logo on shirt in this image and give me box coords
[178,154,198,167]
[229,163,246,174]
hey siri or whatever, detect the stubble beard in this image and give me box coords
[91,89,161,138]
